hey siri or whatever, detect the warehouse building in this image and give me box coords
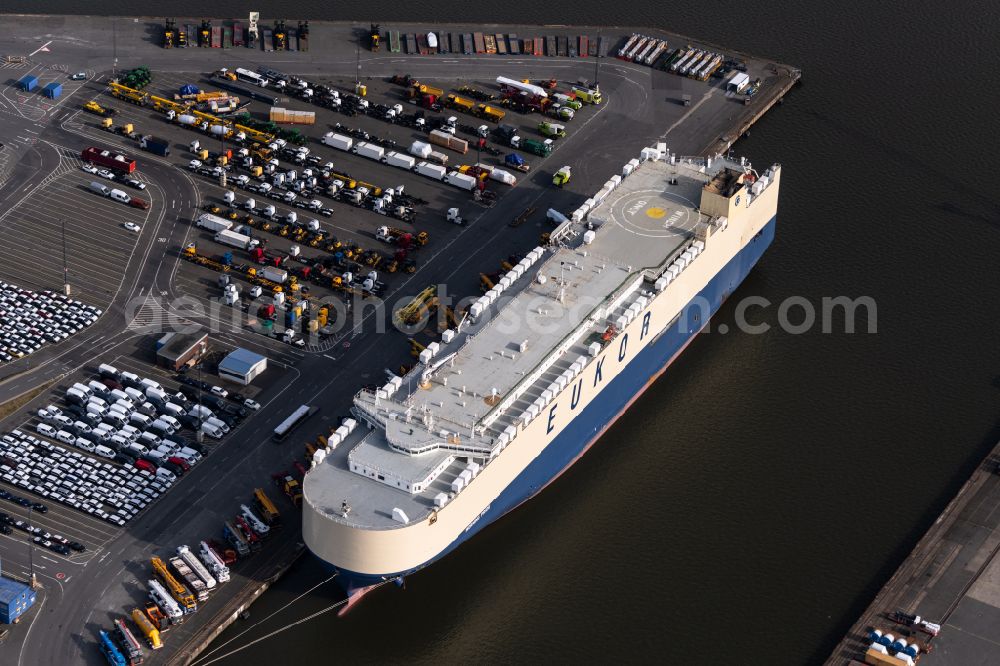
[0,577,36,624]
[155,332,209,371]
[218,348,268,385]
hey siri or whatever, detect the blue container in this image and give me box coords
[0,576,37,623]
[18,74,38,92]
[43,82,62,98]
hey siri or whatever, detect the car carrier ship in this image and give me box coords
[303,144,781,608]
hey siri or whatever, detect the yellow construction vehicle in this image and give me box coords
[395,286,437,326]
[236,124,276,145]
[553,165,572,187]
[151,556,197,613]
[150,94,192,115]
[274,475,303,507]
[83,100,118,117]
[109,81,150,106]
[445,94,475,113]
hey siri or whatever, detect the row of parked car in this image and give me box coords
[0,429,173,527]
[0,282,101,363]
[0,510,86,554]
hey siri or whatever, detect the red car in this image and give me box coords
[129,197,150,210]
[167,456,191,472]
[134,459,155,473]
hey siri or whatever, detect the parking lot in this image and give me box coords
[0,281,101,365]
[0,344,280,569]
[81,67,603,354]
[0,151,154,307]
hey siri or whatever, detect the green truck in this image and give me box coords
[538,122,567,139]
[518,138,552,157]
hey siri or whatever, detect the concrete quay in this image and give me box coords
[826,440,1000,665]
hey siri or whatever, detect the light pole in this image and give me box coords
[26,504,35,588]
[62,218,70,296]
[196,342,207,443]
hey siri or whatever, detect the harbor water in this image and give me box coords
[9,1,998,663]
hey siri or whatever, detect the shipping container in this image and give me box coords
[437,32,446,53]
[462,34,474,54]
[509,34,520,55]
[405,33,417,54]
[139,135,170,156]
[211,26,222,48]
[389,31,401,53]
[322,132,353,151]
[415,162,447,180]
[474,32,486,54]
[18,74,38,92]
[409,140,432,159]
[445,171,478,190]
[223,25,233,48]
[261,266,287,283]
[384,152,416,169]
[546,36,556,56]
[263,29,273,52]
[215,229,253,249]
[557,35,568,57]
[579,35,589,57]
[233,22,244,47]
[81,147,137,173]
[484,34,497,54]
[534,37,545,56]
[354,142,385,161]
[495,34,507,54]
[196,213,233,232]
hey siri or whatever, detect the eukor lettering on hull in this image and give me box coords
[303,147,782,595]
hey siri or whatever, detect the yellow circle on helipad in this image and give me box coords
[645,207,667,219]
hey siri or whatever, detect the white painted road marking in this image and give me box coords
[28,41,52,57]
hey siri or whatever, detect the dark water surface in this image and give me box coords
[13,1,999,663]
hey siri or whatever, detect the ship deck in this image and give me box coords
[308,158,724,530]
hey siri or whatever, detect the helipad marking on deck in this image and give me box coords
[645,207,667,219]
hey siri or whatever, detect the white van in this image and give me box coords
[163,402,185,417]
[73,420,92,434]
[160,414,181,431]
[124,387,144,403]
[149,419,176,435]
[177,447,202,463]
[94,445,116,459]
[87,380,108,395]
[129,412,152,428]
[90,181,111,196]
[109,189,131,203]
[112,399,134,415]
[110,389,133,405]
[200,422,223,439]
[156,443,178,457]
[119,425,140,440]
[86,403,108,418]
[138,431,162,448]
[155,468,177,483]
[138,401,157,417]
[98,363,120,378]
[120,371,140,387]
[56,429,76,445]
[145,387,167,403]
[125,442,148,457]
[140,378,164,392]
[65,387,87,405]
[37,423,57,438]
[72,382,94,399]
[102,410,126,426]
[205,416,230,434]
[88,396,107,409]
[188,405,213,420]
[75,437,95,452]
[145,450,167,463]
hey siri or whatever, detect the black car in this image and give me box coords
[179,384,200,400]
[178,414,200,429]
[0,490,10,499]
[0,512,9,523]
[162,461,184,476]
[31,502,47,514]
[0,524,11,535]
[51,543,70,555]
[15,497,31,507]
[215,414,238,428]
[69,541,86,552]
[116,452,136,465]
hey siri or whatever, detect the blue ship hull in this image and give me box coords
[324,217,776,598]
